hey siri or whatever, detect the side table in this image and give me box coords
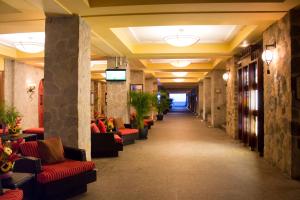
[1,172,35,200]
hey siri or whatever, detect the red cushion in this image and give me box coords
[114,134,123,144]
[23,128,44,135]
[0,189,23,200]
[20,141,40,158]
[118,128,138,136]
[37,160,95,184]
[91,123,100,134]
[0,128,8,134]
[97,120,107,133]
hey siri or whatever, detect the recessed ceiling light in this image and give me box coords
[240,40,250,48]
[170,60,191,68]
[164,29,199,47]
[90,60,107,67]
[174,79,184,82]
[172,72,188,77]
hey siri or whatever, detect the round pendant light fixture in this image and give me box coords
[174,78,184,82]
[15,42,44,54]
[172,72,188,77]
[170,60,191,68]
[164,29,199,47]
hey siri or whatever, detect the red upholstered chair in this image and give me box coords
[91,123,123,157]
[0,189,23,200]
[23,127,44,140]
[14,141,97,200]
[117,124,139,145]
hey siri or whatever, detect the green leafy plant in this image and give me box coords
[155,91,170,114]
[129,91,153,129]
[0,102,21,134]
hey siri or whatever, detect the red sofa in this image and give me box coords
[118,124,139,145]
[23,127,44,140]
[0,189,23,200]
[91,123,123,157]
[14,141,97,200]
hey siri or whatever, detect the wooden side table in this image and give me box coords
[1,172,35,200]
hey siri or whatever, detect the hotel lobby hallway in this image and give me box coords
[72,113,300,200]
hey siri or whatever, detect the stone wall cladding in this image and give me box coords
[211,69,226,127]
[130,70,145,86]
[226,57,239,139]
[263,14,292,176]
[106,57,130,123]
[44,15,91,159]
[198,82,203,116]
[203,77,211,120]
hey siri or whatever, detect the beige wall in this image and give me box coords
[4,59,44,129]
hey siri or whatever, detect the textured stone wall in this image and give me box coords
[226,57,239,139]
[4,60,44,129]
[290,10,300,178]
[145,78,157,93]
[210,69,226,127]
[44,15,91,159]
[101,82,106,115]
[203,77,211,120]
[130,70,145,87]
[106,57,130,123]
[263,14,292,176]
[198,82,203,117]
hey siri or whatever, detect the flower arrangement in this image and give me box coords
[0,138,23,176]
[0,103,22,136]
[105,117,114,132]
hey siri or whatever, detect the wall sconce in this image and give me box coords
[262,42,276,74]
[223,71,229,81]
[27,83,36,99]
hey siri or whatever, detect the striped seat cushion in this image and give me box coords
[118,128,138,136]
[23,127,44,135]
[114,134,123,144]
[0,189,23,200]
[37,160,95,184]
[19,141,40,158]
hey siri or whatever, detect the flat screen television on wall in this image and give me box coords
[105,69,126,81]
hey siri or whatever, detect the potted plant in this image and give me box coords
[155,91,169,120]
[129,91,152,139]
[3,105,21,136]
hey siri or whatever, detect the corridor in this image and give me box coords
[73,113,300,200]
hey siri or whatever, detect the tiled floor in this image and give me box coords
[72,112,300,200]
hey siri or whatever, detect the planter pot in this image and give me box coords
[139,126,148,139]
[156,114,164,121]
[163,110,168,115]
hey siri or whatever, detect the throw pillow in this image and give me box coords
[97,120,107,133]
[114,117,125,129]
[37,137,65,164]
[91,123,100,134]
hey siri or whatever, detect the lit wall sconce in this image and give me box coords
[27,83,36,99]
[262,42,276,74]
[223,71,229,81]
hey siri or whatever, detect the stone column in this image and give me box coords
[203,77,211,121]
[197,81,203,117]
[44,15,91,159]
[106,57,130,123]
[210,69,226,127]
[226,57,239,139]
[130,70,145,87]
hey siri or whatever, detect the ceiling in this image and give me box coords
[0,0,299,88]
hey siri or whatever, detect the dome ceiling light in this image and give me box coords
[170,60,191,68]
[174,79,184,82]
[172,72,188,77]
[15,42,44,54]
[164,29,199,47]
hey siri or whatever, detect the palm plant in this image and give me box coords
[129,91,153,130]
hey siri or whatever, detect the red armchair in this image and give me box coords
[0,181,23,200]
[91,123,123,157]
[14,141,97,200]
